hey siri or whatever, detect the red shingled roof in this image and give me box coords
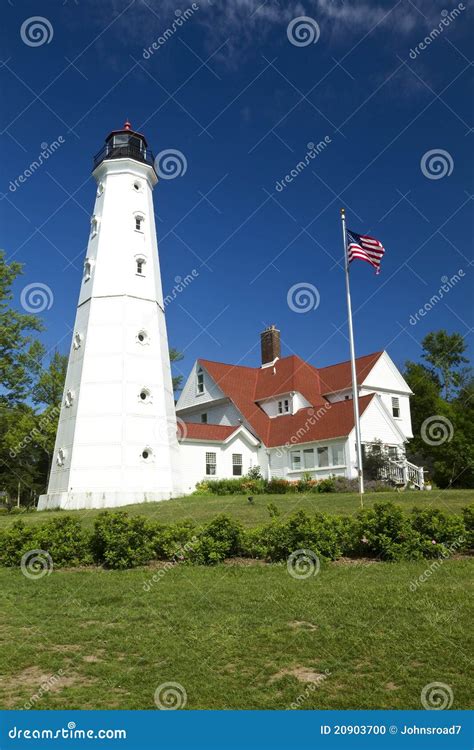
[179,423,239,442]
[319,352,383,394]
[266,394,375,447]
[191,353,381,447]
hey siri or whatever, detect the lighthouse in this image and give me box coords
[38,123,182,510]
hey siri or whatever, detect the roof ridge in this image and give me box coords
[318,350,384,371]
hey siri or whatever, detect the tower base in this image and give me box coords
[37,489,185,512]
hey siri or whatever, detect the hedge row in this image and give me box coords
[1,503,472,570]
[195,475,393,495]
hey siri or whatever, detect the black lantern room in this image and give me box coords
[93,121,156,172]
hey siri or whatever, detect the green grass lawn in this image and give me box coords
[1,489,472,530]
[0,558,471,710]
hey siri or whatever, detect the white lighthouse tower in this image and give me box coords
[38,122,182,510]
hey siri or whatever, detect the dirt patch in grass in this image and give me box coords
[385,681,400,691]
[333,557,381,566]
[0,666,98,706]
[269,666,328,684]
[289,620,318,631]
[223,557,268,566]
[46,644,82,654]
[82,654,103,663]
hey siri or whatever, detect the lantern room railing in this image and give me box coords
[93,144,156,171]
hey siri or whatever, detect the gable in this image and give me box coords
[359,395,406,445]
[362,351,413,394]
[175,361,226,410]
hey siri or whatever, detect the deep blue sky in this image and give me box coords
[1,0,472,388]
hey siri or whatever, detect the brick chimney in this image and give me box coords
[260,325,281,366]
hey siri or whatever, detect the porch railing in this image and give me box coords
[381,458,424,489]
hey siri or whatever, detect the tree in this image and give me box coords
[33,350,68,408]
[169,347,184,393]
[404,336,473,489]
[0,251,45,405]
[421,330,469,399]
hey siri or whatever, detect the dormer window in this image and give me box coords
[278,399,290,414]
[197,367,204,395]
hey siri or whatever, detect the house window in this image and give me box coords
[392,397,400,418]
[317,446,329,468]
[290,450,301,470]
[388,446,398,459]
[331,443,345,466]
[201,413,207,424]
[232,454,243,476]
[303,448,315,469]
[197,368,204,394]
[136,257,146,275]
[206,452,216,476]
[278,399,290,414]
[135,215,144,231]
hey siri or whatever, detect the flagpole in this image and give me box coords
[341,208,364,499]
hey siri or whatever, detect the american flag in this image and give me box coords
[346,229,385,274]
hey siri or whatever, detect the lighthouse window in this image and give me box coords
[83,259,92,281]
[56,448,67,467]
[64,389,75,408]
[141,446,153,462]
[136,257,146,275]
[133,181,141,192]
[90,216,98,237]
[137,329,149,345]
[139,387,151,403]
[135,216,144,231]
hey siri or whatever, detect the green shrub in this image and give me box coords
[315,477,337,493]
[186,536,229,565]
[352,502,425,561]
[247,466,262,480]
[153,519,197,560]
[241,510,350,562]
[33,516,91,567]
[296,473,317,493]
[266,502,280,518]
[200,514,242,556]
[90,512,156,569]
[265,478,292,494]
[194,478,265,495]
[410,507,466,551]
[0,521,37,566]
[462,505,474,550]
